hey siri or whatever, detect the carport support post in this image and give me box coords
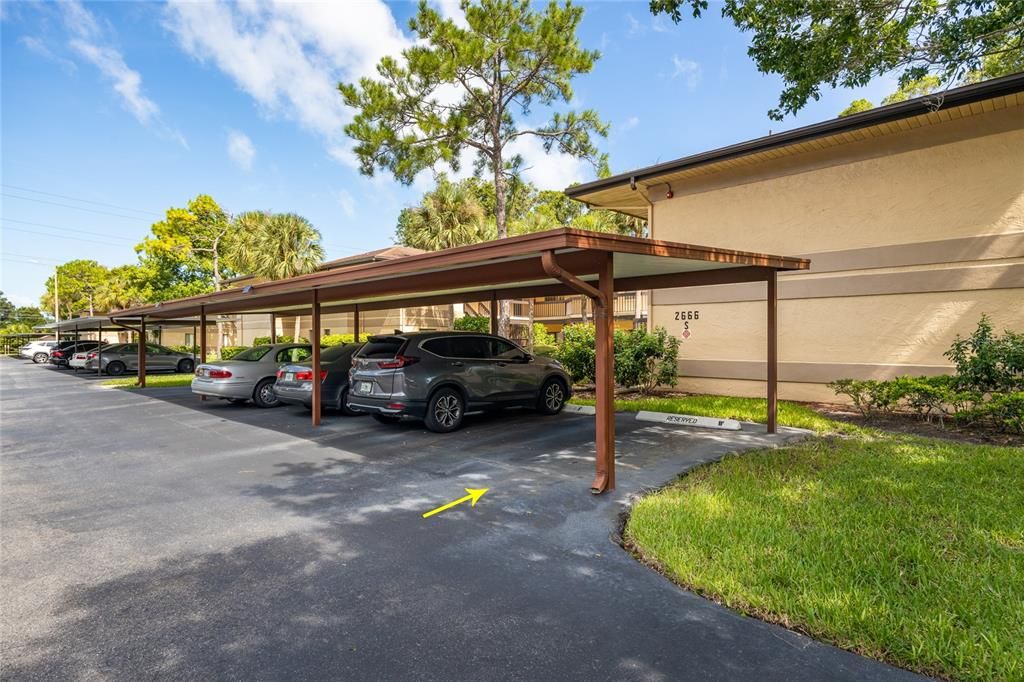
[137,317,146,388]
[353,304,360,342]
[767,270,778,434]
[270,313,277,344]
[311,289,322,426]
[594,252,616,493]
[74,326,79,372]
[490,291,498,334]
[199,306,207,401]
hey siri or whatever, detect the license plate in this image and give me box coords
[285,372,294,382]
[357,381,372,394]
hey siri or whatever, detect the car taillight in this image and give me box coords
[294,370,328,381]
[208,369,232,379]
[276,369,284,379]
[87,352,97,359]
[53,351,63,357]
[377,355,419,369]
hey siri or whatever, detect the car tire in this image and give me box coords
[424,387,465,433]
[252,378,280,408]
[372,413,401,424]
[537,377,568,415]
[177,358,195,374]
[106,361,126,376]
[339,388,359,416]
[32,352,48,364]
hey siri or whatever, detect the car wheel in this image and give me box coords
[537,377,567,415]
[106,361,126,376]
[373,414,401,424]
[339,388,359,416]
[177,358,195,374]
[32,352,48,364]
[425,387,465,433]
[252,378,280,408]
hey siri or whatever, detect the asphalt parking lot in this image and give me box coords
[1,358,921,680]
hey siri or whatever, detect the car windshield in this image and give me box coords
[229,346,273,362]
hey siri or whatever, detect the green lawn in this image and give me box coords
[569,394,851,434]
[626,431,1024,681]
[102,373,194,389]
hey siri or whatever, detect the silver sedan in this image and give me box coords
[192,344,312,408]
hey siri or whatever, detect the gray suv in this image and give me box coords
[346,331,572,432]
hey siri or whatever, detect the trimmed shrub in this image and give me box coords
[320,333,371,346]
[252,335,308,345]
[555,323,596,383]
[945,315,1024,393]
[219,346,247,360]
[454,315,490,333]
[554,323,680,392]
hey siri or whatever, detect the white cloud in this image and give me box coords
[164,0,410,161]
[435,0,469,29]
[508,135,589,191]
[671,55,702,90]
[69,39,159,124]
[227,130,255,170]
[53,1,186,147]
[622,115,640,131]
[625,13,643,37]
[335,189,356,218]
[20,36,78,72]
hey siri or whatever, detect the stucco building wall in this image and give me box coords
[649,105,1024,402]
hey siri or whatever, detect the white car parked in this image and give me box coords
[70,344,107,369]
[19,340,58,364]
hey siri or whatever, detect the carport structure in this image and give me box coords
[38,316,201,376]
[117,228,809,493]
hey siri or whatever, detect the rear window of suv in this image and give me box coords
[360,337,404,358]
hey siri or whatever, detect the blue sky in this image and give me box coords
[1,0,896,309]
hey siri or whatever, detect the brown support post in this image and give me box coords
[353,304,360,342]
[490,291,498,334]
[270,313,277,344]
[137,317,146,388]
[199,305,207,401]
[593,252,616,493]
[311,289,322,426]
[767,270,778,434]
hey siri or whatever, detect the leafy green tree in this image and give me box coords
[0,292,16,324]
[396,175,495,250]
[96,264,153,312]
[964,36,1024,82]
[454,315,491,332]
[880,75,942,105]
[838,98,875,117]
[40,259,109,319]
[136,194,233,300]
[651,0,1024,119]
[341,0,608,334]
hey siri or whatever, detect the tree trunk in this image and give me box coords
[492,151,511,337]
[294,315,302,343]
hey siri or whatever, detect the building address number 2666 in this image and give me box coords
[674,310,699,339]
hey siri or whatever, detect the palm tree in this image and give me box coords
[396,176,494,251]
[229,211,325,340]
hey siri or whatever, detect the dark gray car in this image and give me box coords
[346,332,571,432]
[273,343,362,414]
[83,343,196,375]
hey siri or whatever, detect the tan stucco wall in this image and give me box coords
[650,105,1024,402]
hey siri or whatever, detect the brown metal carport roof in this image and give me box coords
[116,228,809,493]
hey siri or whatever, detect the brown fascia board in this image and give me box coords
[113,228,809,318]
[566,71,1024,199]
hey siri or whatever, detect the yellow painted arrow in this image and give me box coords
[422,488,489,519]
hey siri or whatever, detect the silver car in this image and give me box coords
[192,344,312,408]
[83,343,196,375]
[346,332,572,432]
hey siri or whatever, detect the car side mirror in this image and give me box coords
[520,353,533,363]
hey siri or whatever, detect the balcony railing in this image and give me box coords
[462,291,649,324]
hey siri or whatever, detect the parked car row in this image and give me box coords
[190,332,572,433]
[22,339,197,375]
